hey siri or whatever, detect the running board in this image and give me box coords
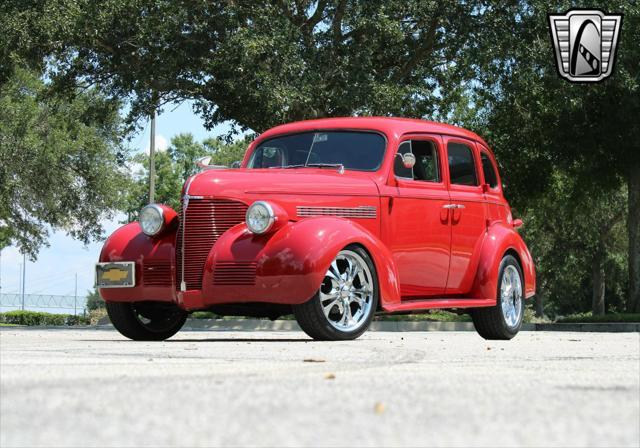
[383,298,496,313]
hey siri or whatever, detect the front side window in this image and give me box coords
[447,142,478,186]
[247,131,385,171]
[394,140,440,182]
[481,152,499,188]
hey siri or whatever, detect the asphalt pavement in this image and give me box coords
[1,328,638,447]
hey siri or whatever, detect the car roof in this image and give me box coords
[259,117,490,148]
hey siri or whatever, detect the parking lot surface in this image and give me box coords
[1,328,638,447]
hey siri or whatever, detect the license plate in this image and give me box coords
[96,262,136,288]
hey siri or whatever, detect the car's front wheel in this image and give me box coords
[293,245,378,341]
[471,254,525,340]
[106,301,187,341]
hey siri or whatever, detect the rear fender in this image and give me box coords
[202,217,401,307]
[470,222,536,302]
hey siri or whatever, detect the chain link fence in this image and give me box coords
[0,293,88,315]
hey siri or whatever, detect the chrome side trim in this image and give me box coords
[296,206,377,219]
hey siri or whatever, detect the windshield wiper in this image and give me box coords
[272,163,345,173]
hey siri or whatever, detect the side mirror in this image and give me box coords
[231,161,241,169]
[396,152,416,169]
[482,183,490,193]
[195,156,227,170]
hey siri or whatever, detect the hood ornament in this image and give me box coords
[195,156,228,170]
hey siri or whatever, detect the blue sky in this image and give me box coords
[0,101,235,301]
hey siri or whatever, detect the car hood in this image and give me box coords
[185,168,380,198]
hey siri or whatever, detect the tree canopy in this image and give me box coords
[0,68,128,258]
[1,0,517,133]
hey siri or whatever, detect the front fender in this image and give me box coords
[98,222,178,303]
[469,222,536,303]
[201,217,401,307]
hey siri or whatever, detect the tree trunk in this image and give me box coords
[628,167,640,312]
[534,292,544,317]
[592,254,605,316]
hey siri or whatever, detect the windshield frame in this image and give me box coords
[246,129,388,173]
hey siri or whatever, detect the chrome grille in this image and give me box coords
[176,198,248,290]
[296,206,377,219]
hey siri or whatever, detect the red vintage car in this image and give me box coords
[96,117,535,341]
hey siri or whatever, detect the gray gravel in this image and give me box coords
[1,328,639,448]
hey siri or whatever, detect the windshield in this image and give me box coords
[247,131,386,171]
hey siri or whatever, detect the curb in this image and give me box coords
[534,323,640,333]
[2,320,638,333]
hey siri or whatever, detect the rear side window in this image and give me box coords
[447,142,478,186]
[481,152,498,188]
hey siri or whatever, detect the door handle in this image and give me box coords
[442,204,465,209]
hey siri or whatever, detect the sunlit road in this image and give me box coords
[1,328,638,447]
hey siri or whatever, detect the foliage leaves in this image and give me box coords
[0,68,129,258]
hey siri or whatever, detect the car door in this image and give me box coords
[381,135,451,297]
[443,136,487,294]
[478,145,506,224]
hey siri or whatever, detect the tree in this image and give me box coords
[1,0,517,134]
[472,1,640,312]
[517,173,627,316]
[85,288,105,311]
[124,133,249,219]
[0,68,129,258]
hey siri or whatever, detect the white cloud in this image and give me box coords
[144,134,169,155]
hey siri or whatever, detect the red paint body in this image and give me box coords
[100,117,535,313]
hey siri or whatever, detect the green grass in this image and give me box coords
[375,311,471,322]
[556,313,640,324]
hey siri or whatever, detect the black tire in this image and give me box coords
[471,255,525,340]
[293,245,379,341]
[106,301,187,341]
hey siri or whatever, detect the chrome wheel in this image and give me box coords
[320,250,374,332]
[500,264,523,328]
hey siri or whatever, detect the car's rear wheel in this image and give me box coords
[293,245,378,341]
[471,254,524,340]
[106,301,187,341]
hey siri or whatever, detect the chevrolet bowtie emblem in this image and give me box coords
[548,9,622,83]
[102,268,129,282]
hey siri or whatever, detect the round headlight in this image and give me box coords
[246,201,275,234]
[139,204,164,236]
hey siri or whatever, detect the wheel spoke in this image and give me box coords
[320,290,338,302]
[340,303,353,326]
[326,261,342,281]
[323,299,339,318]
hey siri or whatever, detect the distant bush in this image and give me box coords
[0,311,90,326]
[375,311,471,322]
